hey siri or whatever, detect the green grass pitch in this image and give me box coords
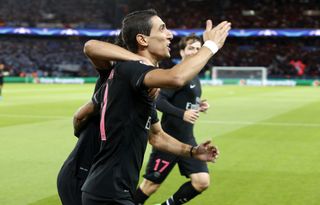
[0,84,320,205]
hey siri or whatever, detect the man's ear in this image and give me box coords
[180,49,185,59]
[136,34,148,47]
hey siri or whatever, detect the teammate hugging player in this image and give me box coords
[79,9,230,205]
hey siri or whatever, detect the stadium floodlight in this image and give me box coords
[211,66,267,86]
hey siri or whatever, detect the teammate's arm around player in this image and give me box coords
[83,39,152,69]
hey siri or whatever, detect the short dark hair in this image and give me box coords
[121,9,157,52]
[114,31,125,48]
[178,34,202,50]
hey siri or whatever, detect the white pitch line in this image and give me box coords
[5,88,87,93]
[1,114,319,128]
[0,114,70,119]
[199,120,320,128]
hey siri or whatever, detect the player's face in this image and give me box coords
[180,40,201,60]
[146,16,173,60]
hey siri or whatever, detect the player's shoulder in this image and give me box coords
[115,60,151,70]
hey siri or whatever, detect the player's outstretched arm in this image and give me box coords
[143,20,231,89]
[148,122,219,162]
[73,101,97,137]
[83,40,152,69]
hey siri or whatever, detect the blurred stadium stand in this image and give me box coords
[0,0,319,78]
[1,0,319,28]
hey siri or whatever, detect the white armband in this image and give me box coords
[203,40,219,55]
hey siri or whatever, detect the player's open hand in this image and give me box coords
[203,20,231,49]
[199,99,210,113]
[192,140,219,162]
[183,109,200,124]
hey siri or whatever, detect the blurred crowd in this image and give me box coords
[1,37,319,78]
[0,37,94,77]
[141,0,320,29]
[212,38,320,78]
[0,0,319,29]
[0,0,114,28]
[0,0,319,79]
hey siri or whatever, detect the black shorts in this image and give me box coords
[57,163,84,205]
[82,192,134,205]
[0,77,3,85]
[143,137,208,184]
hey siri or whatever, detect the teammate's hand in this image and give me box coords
[199,99,210,113]
[148,88,160,100]
[203,20,231,49]
[183,109,199,124]
[192,140,219,162]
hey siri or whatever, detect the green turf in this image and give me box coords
[0,84,319,205]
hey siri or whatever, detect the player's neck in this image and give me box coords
[137,50,159,67]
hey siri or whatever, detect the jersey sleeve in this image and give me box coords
[156,89,185,119]
[116,61,154,91]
